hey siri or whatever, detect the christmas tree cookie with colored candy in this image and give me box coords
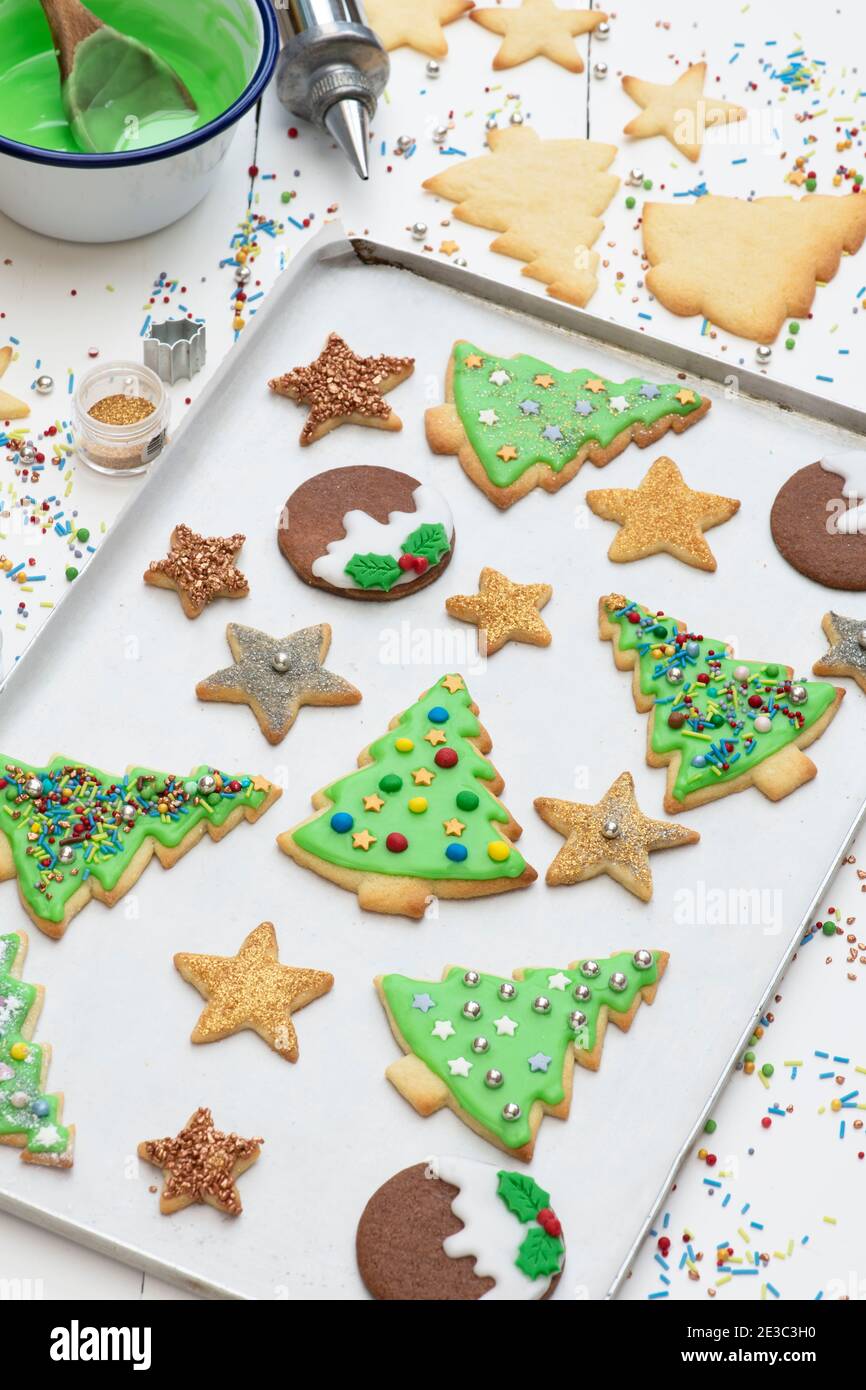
[278,675,536,920]
[376,949,668,1160]
[0,931,73,1168]
[0,757,281,939]
[599,596,845,814]
[426,340,710,509]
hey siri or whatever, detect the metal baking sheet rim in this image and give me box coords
[1,222,863,1303]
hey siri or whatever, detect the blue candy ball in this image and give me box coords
[691,754,707,768]
[32,1099,50,1117]
[427,705,449,724]
[686,640,700,658]
[445,843,468,862]
[330,812,354,834]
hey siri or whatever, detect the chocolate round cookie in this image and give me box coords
[279,466,455,601]
[356,1158,565,1301]
[770,455,866,591]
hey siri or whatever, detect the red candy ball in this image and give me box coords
[434,747,458,768]
[761,1117,772,1130]
[627,611,640,624]
[386,832,408,853]
[748,694,763,709]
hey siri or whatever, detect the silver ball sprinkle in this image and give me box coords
[628,167,644,186]
[593,61,608,79]
[573,983,591,1002]
[411,220,428,241]
[271,651,292,675]
[568,1009,587,1031]
[498,981,517,1001]
[502,1101,522,1121]
[485,117,498,131]
[610,971,629,992]
[601,817,620,839]
[666,665,684,685]
[397,134,414,151]
[471,1036,490,1054]
[18,442,37,464]
[121,803,137,822]
[789,684,808,705]
[595,19,610,38]
[57,845,75,864]
[234,265,251,287]
[858,630,866,650]
[462,999,482,1020]
[485,1068,504,1088]
[509,110,525,126]
[581,959,600,979]
[432,123,449,144]
[633,948,654,970]
[197,774,216,795]
[532,995,551,1014]
[756,344,772,365]
[24,777,43,799]
[463,969,481,987]
[35,374,54,395]
[426,59,440,78]
[454,257,468,268]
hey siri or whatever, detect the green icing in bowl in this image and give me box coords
[0,0,259,153]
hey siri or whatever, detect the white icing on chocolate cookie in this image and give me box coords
[821,451,866,536]
[311,483,453,590]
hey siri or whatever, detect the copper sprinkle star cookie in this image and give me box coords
[138,1107,262,1216]
[586,456,740,571]
[268,332,415,446]
[196,622,361,745]
[174,921,333,1062]
[472,0,608,73]
[813,611,866,695]
[445,566,553,655]
[534,770,699,902]
[144,524,248,619]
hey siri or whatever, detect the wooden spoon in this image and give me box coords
[40,0,198,154]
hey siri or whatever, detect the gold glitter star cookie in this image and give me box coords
[268,332,415,446]
[196,623,361,745]
[445,567,553,655]
[534,770,699,902]
[138,1107,262,1216]
[622,63,747,162]
[174,921,334,1062]
[365,0,474,57]
[0,346,29,421]
[144,524,248,619]
[586,456,740,571]
[472,0,607,73]
[813,611,866,695]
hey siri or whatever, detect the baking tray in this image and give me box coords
[0,225,864,1300]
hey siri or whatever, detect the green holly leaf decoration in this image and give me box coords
[515,1225,564,1280]
[496,1170,550,1222]
[401,522,450,565]
[344,552,403,591]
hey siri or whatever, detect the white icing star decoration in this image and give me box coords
[432,1019,456,1040]
[478,409,499,426]
[547,972,572,991]
[493,1015,519,1036]
[448,1056,473,1077]
[608,395,630,413]
[489,369,511,386]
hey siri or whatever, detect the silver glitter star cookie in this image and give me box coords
[196,623,361,744]
[813,611,866,695]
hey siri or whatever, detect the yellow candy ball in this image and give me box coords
[487,840,510,863]
[831,1098,842,1112]
[10,1042,28,1061]
[233,316,246,332]
[394,738,414,753]
[408,797,428,814]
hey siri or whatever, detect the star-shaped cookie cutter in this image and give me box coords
[143,318,206,384]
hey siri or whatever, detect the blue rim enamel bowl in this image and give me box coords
[0,0,279,243]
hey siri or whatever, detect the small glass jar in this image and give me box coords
[74,361,169,477]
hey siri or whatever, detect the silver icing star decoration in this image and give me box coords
[196,623,361,744]
[813,611,866,695]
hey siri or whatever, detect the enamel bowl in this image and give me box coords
[0,0,278,243]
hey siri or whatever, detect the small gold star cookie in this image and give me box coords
[269,332,414,445]
[138,1107,262,1216]
[622,62,747,162]
[174,922,333,1063]
[0,345,29,420]
[446,566,553,655]
[813,611,866,694]
[472,0,607,73]
[586,456,740,571]
[534,770,699,901]
[365,0,474,57]
[144,524,248,619]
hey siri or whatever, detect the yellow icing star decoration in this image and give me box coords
[412,767,436,786]
[584,378,606,393]
[365,0,473,56]
[674,388,696,405]
[443,818,466,836]
[497,444,519,461]
[0,346,29,421]
[533,373,556,388]
[424,728,448,745]
[446,566,553,656]
[353,829,377,850]
[622,62,747,163]
[442,675,466,692]
[464,354,484,369]
[585,455,740,572]
[534,770,699,902]
[439,240,461,256]
[472,0,607,73]
[364,794,386,812]
[174,921,333,1063]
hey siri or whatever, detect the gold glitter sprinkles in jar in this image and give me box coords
[74,362,169,476]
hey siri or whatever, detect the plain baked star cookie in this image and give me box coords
[364,0,474,57]
[174,921,333,1062]
[138,1107,262,1216]
[144,524,248,619]
[586,455,739,571]
[445,567,552,655]
[622,62,746,162]
[534,770,699,902]
[813,612,866,695]
[0,346,29,420]
[196,622,361,745]
[268,332,414,446]
[471,0,606,73]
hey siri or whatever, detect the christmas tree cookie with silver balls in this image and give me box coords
[357,1157,566,1300]
[278,466,455,602]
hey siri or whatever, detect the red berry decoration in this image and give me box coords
[412,555,429,574]
[536,1207,562,1238]
[386,832,409,853]
[434,747,458,769]
[398,554,416,572]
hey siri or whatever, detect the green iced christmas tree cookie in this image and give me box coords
[0,931,73,1167]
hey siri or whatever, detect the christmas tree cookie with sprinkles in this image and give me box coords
[375,949,668,1160]
[0,931,73,1168]
[277,674,536,920]
[599,596,844,814]
[426,341,710,508]
[0,757,281,939]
